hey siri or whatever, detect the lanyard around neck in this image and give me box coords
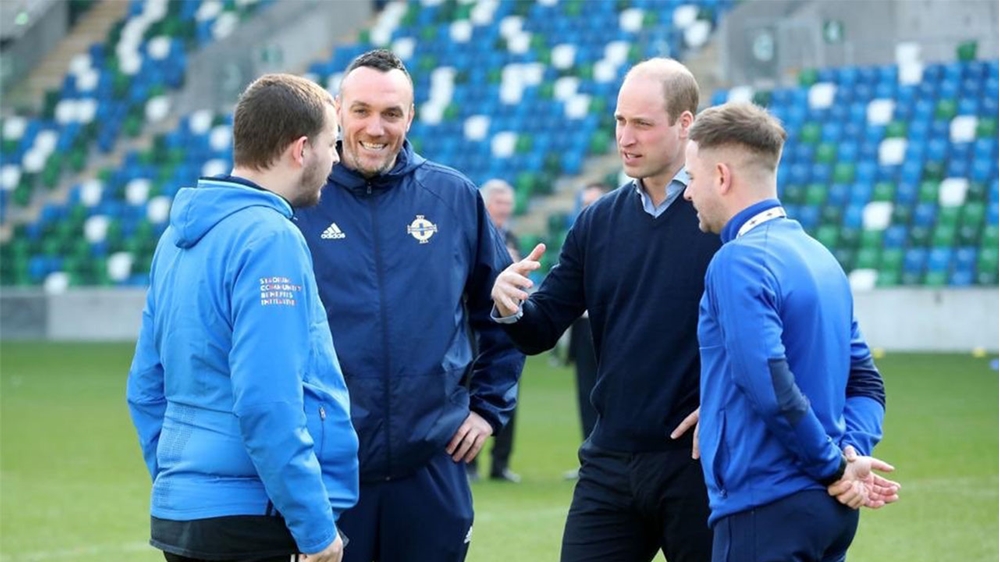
[736,207,786,238]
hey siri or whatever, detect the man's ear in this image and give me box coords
[716,161,732,195]
[290,135,309,167]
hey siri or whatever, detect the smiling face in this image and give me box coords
[336,66,414,178]
[614,72,692,190]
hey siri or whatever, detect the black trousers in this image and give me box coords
[711,490,859,562]
[560,440,712,562]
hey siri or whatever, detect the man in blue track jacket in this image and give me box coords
[683,102,900,561]
[127,74,358,562]
[294,49,524,562]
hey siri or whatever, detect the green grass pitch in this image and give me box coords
[1,342,996,561]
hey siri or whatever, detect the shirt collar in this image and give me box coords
[721,198,783,243]
[633,169,689,217]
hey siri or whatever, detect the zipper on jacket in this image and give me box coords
[368,182,394,479]
[319,405,327,459]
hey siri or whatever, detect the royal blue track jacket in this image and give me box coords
[294,141,524,482]
[127,177,359,554]
[697,199,886,526]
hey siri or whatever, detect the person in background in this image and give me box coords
[683,101,900,561]
[127,73,357,562]
[467,178,522,484]
[562,181,611,481]
[293,49,524,562]
[490,57,718,562]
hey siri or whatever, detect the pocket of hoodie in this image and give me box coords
[302,382,356,462]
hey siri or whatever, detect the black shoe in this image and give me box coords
[489,468,521,483]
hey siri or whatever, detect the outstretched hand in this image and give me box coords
[827,445,901,509]
[491,243,546,317]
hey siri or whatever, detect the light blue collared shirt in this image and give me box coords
[634,169,689,218]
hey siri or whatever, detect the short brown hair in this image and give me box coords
[689,103,787,171]
[345,49,412,84]
[232,73,334,171]
[626,58,700,124]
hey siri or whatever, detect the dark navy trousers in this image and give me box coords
[711,490,860,562]
[560,439,712,562]
[339,452,474,562]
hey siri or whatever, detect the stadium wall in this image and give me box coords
[0,288,996,352]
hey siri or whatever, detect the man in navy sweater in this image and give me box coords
[683,102,900,561]
[492,58,718,561]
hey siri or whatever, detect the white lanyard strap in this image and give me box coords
[736,207,787,238]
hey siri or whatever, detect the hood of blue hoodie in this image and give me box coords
[329,139,426,192]
[170,178,293,249]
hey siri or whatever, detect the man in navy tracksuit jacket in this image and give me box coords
[684,102,899,562]
[294,50,524,562]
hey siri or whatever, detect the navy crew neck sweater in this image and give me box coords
[503,185,721,452]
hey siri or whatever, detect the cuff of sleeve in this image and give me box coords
[490,304,523,324]
[819,453,848,486]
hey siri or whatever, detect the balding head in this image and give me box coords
[623,58,699,124]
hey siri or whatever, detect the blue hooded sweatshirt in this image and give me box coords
[126,176,359,554]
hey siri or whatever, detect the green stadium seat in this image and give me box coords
[960,202,985,228]
[815,224,839,249]
[814,143,837,164]
[908,225,931,246]
[782,184,806,205]
[931,223,956,247]
[799,122,821,144]
[923,161,945,182]
[876,267,900,287]
[891,204,913,225]
[966,182,987,202]
[833,248,855,271]
[900,270,924,285]
[855,247,881,269]
[937,206,960,228]
[839,227,861,249]
[805,183,826,206]
[821,204,842,225]
[924,271,948,287]
[956,40,978,61]
[976,118,998,139]
[798,68,819,87]
[885,120,908,138]
[832,163,855,184]
[872,182,895,202]
[957,224,981,246]
[982,225,999,248]
[918,181,939,202]
[860,229,883,249]
[934,99,958,121]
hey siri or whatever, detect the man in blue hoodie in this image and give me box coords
[683,102,899,561]
[127,73,358,562]
[294,50,524,562]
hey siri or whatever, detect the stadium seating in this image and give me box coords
[711,57,999,288]
[2,0,996,292]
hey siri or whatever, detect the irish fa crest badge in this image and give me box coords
[407,215,438,244]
